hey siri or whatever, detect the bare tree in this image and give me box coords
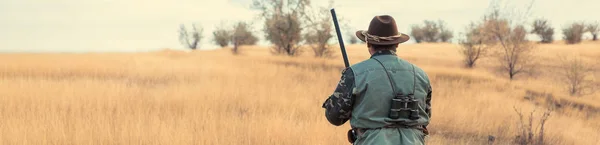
[213,24,232,48]
[587,21,599,41]
[531,19,554,43]
[497,24,535,80]
[558,56,595,96]
[481,0,537,80]
[231,22,259,54]
[304,5,334,58]
[179,23,203,50]
[563,22,586,44]
[460,40,486,68]
[459,23,490,68]
[252,0,310,56]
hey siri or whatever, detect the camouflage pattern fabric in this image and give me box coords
[322,68,355,126]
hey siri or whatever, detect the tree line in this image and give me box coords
[177,0,598,97]
[179,0,338,58]
[178,0,599,56]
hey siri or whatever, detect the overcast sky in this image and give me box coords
[0,0,598,52]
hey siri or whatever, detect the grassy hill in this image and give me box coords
[0,42,598,145]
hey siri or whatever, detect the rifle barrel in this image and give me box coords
[330,8,350,68]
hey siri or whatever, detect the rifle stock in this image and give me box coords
[330,8,350,68]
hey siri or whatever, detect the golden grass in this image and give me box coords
[0,42,599,145]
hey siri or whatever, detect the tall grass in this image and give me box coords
[0,42,598,145]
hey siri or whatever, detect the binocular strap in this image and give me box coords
[371,57,416,96]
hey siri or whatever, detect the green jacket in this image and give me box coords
[323,50,432,145]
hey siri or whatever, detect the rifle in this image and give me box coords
[330,8,358,144]
[330,8,350,68]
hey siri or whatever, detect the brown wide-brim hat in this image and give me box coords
[356,15,410,45]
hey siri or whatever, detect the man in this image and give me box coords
[322,15,432,145]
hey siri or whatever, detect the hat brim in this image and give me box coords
[355,30,410,45]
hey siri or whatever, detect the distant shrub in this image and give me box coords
[531,19,554,43]
[438,20,454,42]
[410,25,425,43]
[231,22,259,54]
[213,26,232,48]
[587,22,599,41]
[410,20,454,43]
[348,32,358,44]
[422,20,440,42]
[253,0,309,56]
[179,23,203,50]
[562,22,585,44]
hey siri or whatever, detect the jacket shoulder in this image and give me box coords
[349,59,378,74]
[412,65,427,76]
[410,64,431,85]
[349,59,376,68]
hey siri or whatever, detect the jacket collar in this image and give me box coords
[370,50,397,58]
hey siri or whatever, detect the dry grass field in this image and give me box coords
[1,42,599,145]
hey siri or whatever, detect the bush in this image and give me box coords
[410,25,425,43]
[213,27,232,48]
[439,30,453,43]
[179,23,203,50]
[438,20,454,42]
[231,22,259,54]
[587,22,599,41]
[513,107,552,145]
[562,22,585,44]
[410,20,453,43]
[531,19,554,43]
[348,32,358,44]
[253,0,309,56]
[422,20,440,42]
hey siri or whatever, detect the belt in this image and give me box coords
[353,124,426,136]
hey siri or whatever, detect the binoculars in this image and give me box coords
[389,93,420,120]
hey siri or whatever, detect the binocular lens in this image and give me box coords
[389,111,400,119]
[410,110,419,120]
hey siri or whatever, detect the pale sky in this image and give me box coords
[0,0,598,52]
